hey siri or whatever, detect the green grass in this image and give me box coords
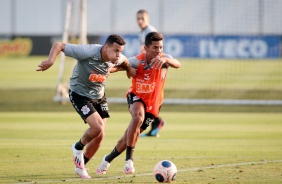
[0,112,281,183]
[0,57,281,183]
[0,57,282,99]
[0,56,282,112]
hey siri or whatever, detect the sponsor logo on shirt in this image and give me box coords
[89,74,107,83]
[136,82,155,93]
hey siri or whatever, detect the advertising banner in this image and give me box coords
[0,36,100,57]
[0,35,280,58]
[101,35,281,59]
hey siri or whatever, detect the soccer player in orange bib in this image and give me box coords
[136,9,165,137]
[96,32,181,174]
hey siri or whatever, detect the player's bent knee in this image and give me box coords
[132,115,144,126]
[96,130,105,141]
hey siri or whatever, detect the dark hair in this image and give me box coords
[145,32,163,47]
[137,9,148,15]
[105,34,126,46]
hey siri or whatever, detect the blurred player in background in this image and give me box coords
[136,9,165,137]
[137,9,157,52]
[36,34,135,179]
[96,32,181,174]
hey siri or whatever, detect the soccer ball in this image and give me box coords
[153,160,177,183]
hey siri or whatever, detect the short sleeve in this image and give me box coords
[64,44,99,61]
[162,54,173,68]
[128,56,139,68]
[164,54,173,59]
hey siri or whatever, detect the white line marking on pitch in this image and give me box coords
[15,160,282,184]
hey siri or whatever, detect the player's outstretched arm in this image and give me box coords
[109,66,124,73]
[150,56,181,69]
[36,42,66,71]
[163,57,181,69]
[120,57,136,78]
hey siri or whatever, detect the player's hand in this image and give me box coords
[36,59,54,71]
[126,68,136,79]
[151,56,166,69]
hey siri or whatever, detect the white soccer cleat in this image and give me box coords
[96,155,110,174]
[71,144,85,169]
[124,159,135,174]
[74,167,91,179]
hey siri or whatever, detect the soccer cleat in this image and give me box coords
[124,159,135,174]
[140,133,160,137]
[150,129,160,137]
[140,133,148,137]
[150,119,165,136]
[74,167,91,179]
[140,119,165,137]
[96,155,110,174]
[71,144,85,169]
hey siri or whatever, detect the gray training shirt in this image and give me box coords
[64,44,124,99]
[139,24,157,46]
[128,54,173,69]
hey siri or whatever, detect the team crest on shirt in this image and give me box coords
[81,105,90,115]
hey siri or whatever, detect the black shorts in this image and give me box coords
[69,90,110,123]
[127,92,156,130]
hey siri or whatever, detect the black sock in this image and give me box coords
[126,146,135,161]
[105,147,121,163]
[74,139,85,150]
[84,155,90,165]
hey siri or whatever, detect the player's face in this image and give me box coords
[145,40,163,61]
[106,42,124,63]
[136,13,149,29]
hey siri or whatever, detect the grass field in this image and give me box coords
[0,112,282,184]
[0,56,282,112]
[0,56,281,183]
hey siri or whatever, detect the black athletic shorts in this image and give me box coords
[127,92,156,130]
[69,90,110,123]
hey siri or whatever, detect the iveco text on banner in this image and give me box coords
[104,35,281,59]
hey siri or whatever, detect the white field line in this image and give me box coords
[15,160,282,184]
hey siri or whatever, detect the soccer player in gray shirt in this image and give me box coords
[136,9,165,137]
[37,34,136,179]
